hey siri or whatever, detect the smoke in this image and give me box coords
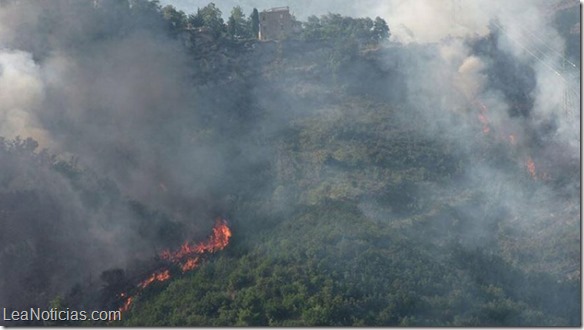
[370,0,580,280]
[0,0,215,311]
[0,0,290,312]
[455,55,487,99]
[0,0,578,321]
[0,1,222,214]
[384,0,580,155]
[0,50,54,148]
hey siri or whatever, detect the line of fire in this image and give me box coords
[117,218,232,313]
[471,98,540,180]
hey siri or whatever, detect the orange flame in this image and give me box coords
[475,100,491,134]
[161,218,232,265]
[181,256,200,272]
[526,157,536,178]
[118,218,232,313]
[119,296,133,313]
[139,270,171,289]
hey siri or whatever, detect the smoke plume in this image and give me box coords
[0,0,579,321]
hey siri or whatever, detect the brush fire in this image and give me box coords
[119,218,232,313]
[474,100,491,134]
[525,157,537,179]
[472,99,542,181]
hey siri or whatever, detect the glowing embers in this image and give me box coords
[118,218,232,313]
[474,99,491,134]
[181,256,200,272]
[525,157,537,179]
[119,294,133,313]
[472,100,541,181]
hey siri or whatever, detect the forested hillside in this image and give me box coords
[0,0,579,326]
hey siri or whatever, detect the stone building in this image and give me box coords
[258,7,297,40]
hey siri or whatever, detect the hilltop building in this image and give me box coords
[258,7,299,40]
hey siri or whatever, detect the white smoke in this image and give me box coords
[0,49,54,148]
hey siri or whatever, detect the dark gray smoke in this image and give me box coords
[354,0,580,280]
[0,0,230,311]
[0,0,579,322]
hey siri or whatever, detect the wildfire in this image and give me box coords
[526,157,536,179]
[119,296,133,313]
[160,218,232,264]
[181,256,200,272]
[139,270,171,289]
[475,100,491,134]
[118,218,232,313]
[471,99,546,181]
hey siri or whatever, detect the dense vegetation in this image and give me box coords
[121,201,579,326]
[0,0,579,327]
[155,1,390,45]
[116,81,578,326]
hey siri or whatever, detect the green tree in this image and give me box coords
[197,2,225,37]
[351,17,374,44]
[187,12,203,28]
[250,8,259,39]
[301,13,378,46]
[227,15,237,38]
[372,16,390,43]
[227,6,249,39]
[302,15,322,40]
[161,5,186,35]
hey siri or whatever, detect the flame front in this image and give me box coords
[139,270,171,289]
[181,256,200,272]
[161,218,232,264]
[118,218,232,313]
[119,296,133,313]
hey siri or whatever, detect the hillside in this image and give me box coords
[119,32,579,326]
[0,0,579,327]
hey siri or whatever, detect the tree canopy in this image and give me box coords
[250,8,260,39]
[301,13,390,45]
[227,6,251,39]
